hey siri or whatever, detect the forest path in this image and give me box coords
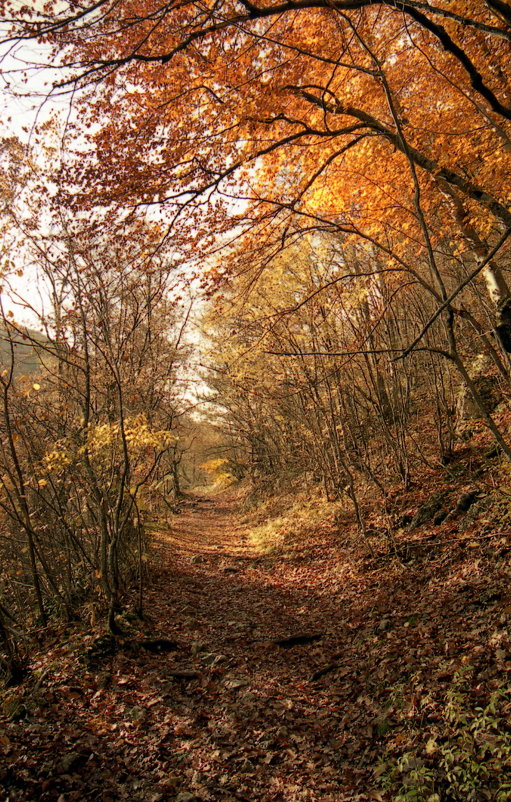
[150,490,344,656]
[6,489,503,802]
[142,490,361,801]
[143,489,509,801]
[156,491,255,562]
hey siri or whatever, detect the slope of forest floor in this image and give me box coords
[3,456,511,801]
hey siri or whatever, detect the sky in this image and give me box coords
[0,32,74,326]
[0,30,66,135]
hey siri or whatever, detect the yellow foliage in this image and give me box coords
[42,446,73,474]
[200,458,229,473]
[199,459,236,490]
[39,414,175,480]
[84,414,175,462]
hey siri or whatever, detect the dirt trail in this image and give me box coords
[143,492,360,800]
[150,491,347,672]
[5,488,506,801]
[158,493,254,560]
[141,490,511,801]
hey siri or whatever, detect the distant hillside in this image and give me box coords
[0,325,52,379]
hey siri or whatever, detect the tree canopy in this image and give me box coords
[2,1,510,286]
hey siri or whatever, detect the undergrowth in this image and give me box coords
[245,489,346,554]
[375,670,511,801]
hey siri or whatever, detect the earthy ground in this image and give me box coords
[2,480,511,801]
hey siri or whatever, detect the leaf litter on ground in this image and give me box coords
[2,468,511,800]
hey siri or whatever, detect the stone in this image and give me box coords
[225,677,249,690]
[409,494,446,529]
[455,490,478,513]
[128,706,146,722]
[455,354,501,427]
[203,653,226,666]
[58,752,82,774]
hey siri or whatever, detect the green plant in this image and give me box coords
[376,673,511,801]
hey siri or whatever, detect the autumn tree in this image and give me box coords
[1,1,509,457]
[0,3,510,507]
[0,189,193,676]
[200,226,511,549]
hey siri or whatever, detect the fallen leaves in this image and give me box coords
[3,485,511,800]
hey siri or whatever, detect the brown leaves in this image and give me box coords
[3,460,511,800]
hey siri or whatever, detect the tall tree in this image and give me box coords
[2,0,509,346]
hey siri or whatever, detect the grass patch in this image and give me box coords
[246,489,347,555]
